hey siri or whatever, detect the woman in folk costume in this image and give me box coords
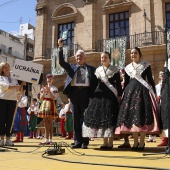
[13,90,28,142]
[27,98,39,138]
[82,51,122,149]
[158,58,170,146]
[115,47,160,151]
[38,74,58,145]
[64,98,73,139]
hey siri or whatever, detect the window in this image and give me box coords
[0,44,6,53]
[109,11,129,38]
[166,3,170,30]
[58,22,74,45]
[8,47,12,55]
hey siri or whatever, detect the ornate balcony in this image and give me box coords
[98,31,165,52]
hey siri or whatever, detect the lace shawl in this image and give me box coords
[125,60,150,78]
[95,65,119,80]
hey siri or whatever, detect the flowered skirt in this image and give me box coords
[38,98,58,118]
[115,79,160,135]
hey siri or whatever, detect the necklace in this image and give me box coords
[132,60,141,70]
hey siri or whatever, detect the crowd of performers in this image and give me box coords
[0,42,169,150]
[58,37,169,150]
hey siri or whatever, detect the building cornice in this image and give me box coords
[103,0,133,12]
[51,3,77,21]
[35,2,47,11]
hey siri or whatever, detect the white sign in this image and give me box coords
[11,59,43,84]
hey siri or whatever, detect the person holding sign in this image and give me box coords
[0,62,24,146]
[38,74,59,145]
[58,38,98,149]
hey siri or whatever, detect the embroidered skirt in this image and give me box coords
[82,84,118,138]
[13,107,27,133]
[38,98,58,118]
[115,79,160,135]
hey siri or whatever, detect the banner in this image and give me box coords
[105,36,126,69]
[51,47,68,75]
[11,59,43,84]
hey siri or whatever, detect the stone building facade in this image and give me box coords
[34,0,169,102]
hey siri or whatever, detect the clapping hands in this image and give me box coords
[41,85,50,94]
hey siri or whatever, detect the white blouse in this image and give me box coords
[27,104,39,115]
[0,76,19,101]
[18,95,28,108]
[40,85,59,100]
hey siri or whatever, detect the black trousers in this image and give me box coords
[70,87,90,145]
[0,99,17,137]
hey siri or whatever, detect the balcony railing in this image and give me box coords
[44,43,82,59]
[98,31,165,51]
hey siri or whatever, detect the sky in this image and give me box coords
[0,0,37,33]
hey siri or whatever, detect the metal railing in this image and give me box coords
[98,31,165,51]
[44,43,82,59]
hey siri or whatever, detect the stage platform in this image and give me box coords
[0,136,170,170]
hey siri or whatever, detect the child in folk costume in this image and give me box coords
[36,92,45,139]
[59,102,67,137]
[38,74,58,144]
[64,99,73,139]
[13,91,28,142]
[36,119,45,139]
[27,98,39,138]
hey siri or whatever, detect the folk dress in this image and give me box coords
[115,61,160,134]
[82,65,122,138]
